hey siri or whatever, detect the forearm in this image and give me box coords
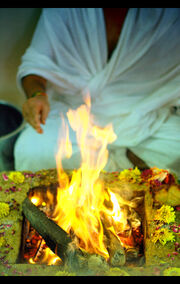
[22,74,47,99]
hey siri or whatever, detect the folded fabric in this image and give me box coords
[15,8,180,177]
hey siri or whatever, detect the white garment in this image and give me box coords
[15,8,180,176]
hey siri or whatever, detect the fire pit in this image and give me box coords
[21,181,144,269]
[19,95,146,272]
[0,168,179,276]
[0,96,180,276]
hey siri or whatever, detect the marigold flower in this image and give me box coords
[118,167,142,183]
[151,227,175,246]
[155,205,176,224]
[0,202,10,218]
[0,236,5,247]
[8,171,25,184]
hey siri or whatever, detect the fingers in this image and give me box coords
[40,103,50,125]
[22,97,50,134]
[34,111,43,133]
[23,106,43,133]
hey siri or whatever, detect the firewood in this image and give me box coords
[125,247,139,261]
[101,213,126,266]
[20,216,30,261]
[65,240,108,273]
[23,198,111,271]
[33,238,44,262]
[106,230,126,267]
[22,197,71,261]
[64,241,88,270]
[87,254,109,273]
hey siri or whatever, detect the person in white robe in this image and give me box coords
[15,8,180,178]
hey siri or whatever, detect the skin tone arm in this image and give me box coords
[21,74,50,134]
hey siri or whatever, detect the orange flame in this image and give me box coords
[27,93,142,266]
[51,93,130,260]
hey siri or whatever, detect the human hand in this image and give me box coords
[22,95,50,134]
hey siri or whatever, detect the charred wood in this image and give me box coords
[22,197,71,261]
[107,230,126,266]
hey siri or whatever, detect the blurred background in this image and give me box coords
[0,8,42,108]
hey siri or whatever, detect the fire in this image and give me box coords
[31,196,40,206]
[51,93,129,260]
[27,93,142,265]
[41,247,62,265]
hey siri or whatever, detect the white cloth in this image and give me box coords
[15,8,180,176]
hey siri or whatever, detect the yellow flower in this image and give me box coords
[0,236,5,247]
[155,205,176,224]
[119,167,142,183]
[8,171,25,184]
[151,227,175,246]
[0,202,10,218]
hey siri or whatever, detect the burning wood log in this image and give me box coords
[101,213,126,266]
[106,230,126,266]
[22,197,105,270]
[22,197,72,261]
[125,247,139,261]
[63,240,108,272]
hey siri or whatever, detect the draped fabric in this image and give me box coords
[15,8,180,176]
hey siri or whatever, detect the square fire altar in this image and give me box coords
[0,167,179,276]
